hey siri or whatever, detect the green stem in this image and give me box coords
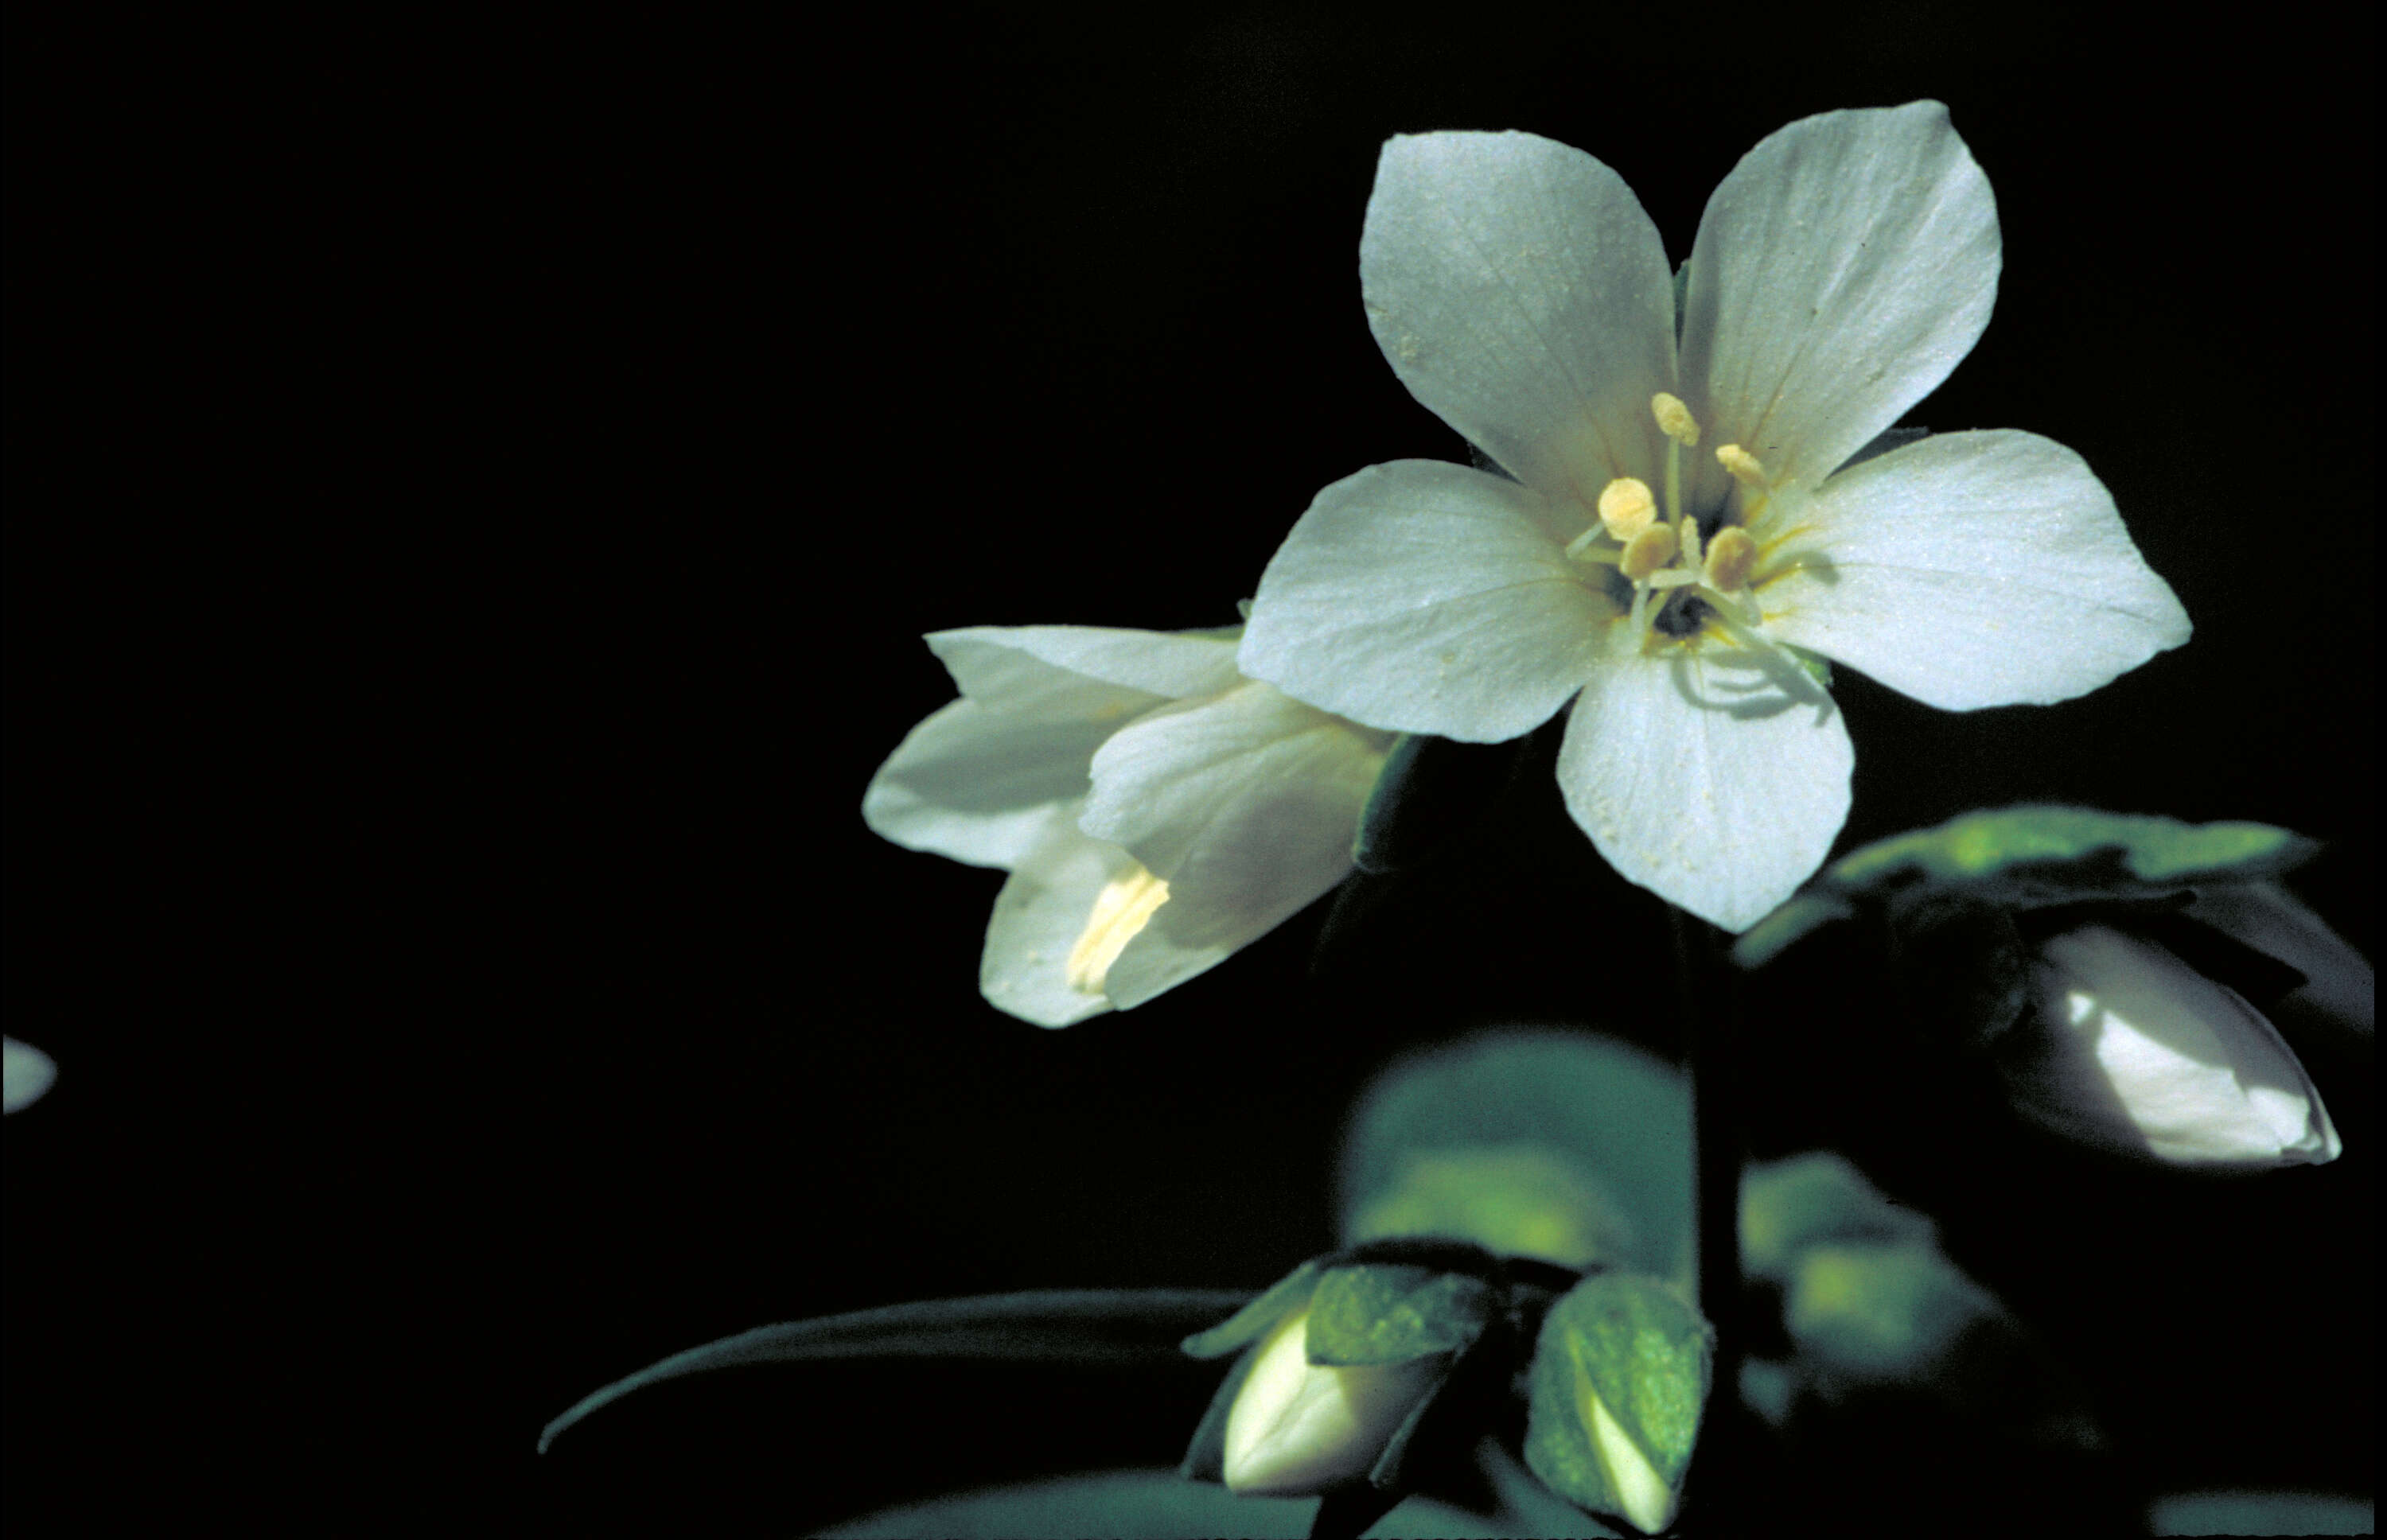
[1672,904,1746,1530]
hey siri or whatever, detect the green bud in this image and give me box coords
[1784,1239,1994,1383]
[1740,1152,1934,1284]
[1524,1274,1712,1534]
[1347,1145,1636,1270]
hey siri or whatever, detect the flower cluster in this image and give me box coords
[871,102,2190,1027]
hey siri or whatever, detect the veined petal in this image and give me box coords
[1240,461,1613,741]
[1558,633,1853,932]
[863,697,1108,869]
[1088,682,1389,1010]
[1083,679,1388,877]
[979,805,1141,1028]
[1362,131,1677,506]
[929,625,1243,710]
[1758,430,2190,710]
[1681,102,1999,497]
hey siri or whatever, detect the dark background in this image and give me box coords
[4,6,2373,1532]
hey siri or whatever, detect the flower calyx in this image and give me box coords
[1180,1239,1584,1528]
[1523,1272,1714,1535]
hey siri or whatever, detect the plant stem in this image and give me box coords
[1672,904,1746,1531]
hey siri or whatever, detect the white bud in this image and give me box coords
[1221,1305,1443,1495]
[2004,925,2342,1167]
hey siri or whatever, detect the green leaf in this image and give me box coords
[1179,1262,1321,1359]
[820,1467,1527,1540]
[1346,1146,1637,1274]
[1524,1274,1712,1534]
[1739,1153,1935,1285]
[1733,806,2320,967]
[1783,1240,1995,1383]
[1305,1263,1493,1366]
[1339,1031,1692,1284]
[537,1288,1256,1452]
[2148,1490,2375,1537]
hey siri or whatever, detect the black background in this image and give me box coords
[4,6,2373,1532]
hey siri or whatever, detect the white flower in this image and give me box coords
[864,624,1392,1026]
[1237,103,2189,931]
[1221,1304,1444,1495]
[2004,924,2341,1167]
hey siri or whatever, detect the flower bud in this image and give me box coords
[1221,1305,1444,1495]
[2003,924,2341,1167]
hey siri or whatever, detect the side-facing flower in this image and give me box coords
[864,624,1392,1025]
[2003,923,2341,1167]
[1239,103,2188,931]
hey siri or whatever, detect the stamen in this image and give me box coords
[1715,444,1768,488]
[1677,515,1704,572]
[1651,393,1700,447]
[1704,609,1828,699]
[1619,523,1678,582]
[1596,477,1658,541]
[1065,865,1170,994]
[1703,527,1758,592]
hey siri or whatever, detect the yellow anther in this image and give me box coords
[1651,392,1700,446]
[1596,476,1658,541]
[1703,526,1758,592]
[1620,523,1678,583]
[1715,444,1769,488]
[1065,865,1170,994]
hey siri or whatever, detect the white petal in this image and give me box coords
[863,698,1108,869]
[1758,430,2190,710]
[977,806,1138,1029]
[1090,682,1387,1010]
[1681,102,2000,494]
[1361,131,1677,504]
[1557,633,1853,932]
[929,625,1240,706]
[1239,460,1613,741]
[2188,881,2375,1036]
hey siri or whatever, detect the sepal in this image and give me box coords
[1735,806,2319,968]
[1524,1274,1712,1534]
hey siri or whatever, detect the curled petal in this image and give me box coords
[1361,130,1678,505]
[863,698,1108,869]
[979,807,1142,1029]
[1759,430,2190,710]
[1557,632,1852,932]
[1240,460,1613,741]
[1093,685,1387,1009]
[1682,102,1999,498]
[929,625,1241,709]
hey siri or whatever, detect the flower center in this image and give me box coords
[1562,393,1784,657]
